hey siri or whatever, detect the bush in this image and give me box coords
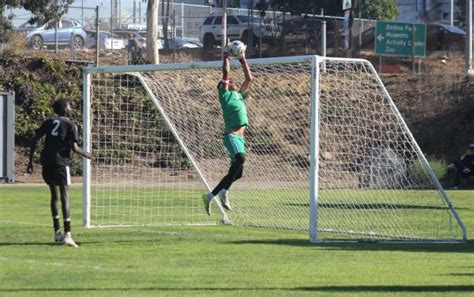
[410,158,447,183]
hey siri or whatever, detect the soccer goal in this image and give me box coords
[82,55,466,242]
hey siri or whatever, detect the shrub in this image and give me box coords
[410,158,447,183]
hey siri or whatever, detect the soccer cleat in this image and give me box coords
[202,193,212,216]
[64,232,79,248]
[218,190,231,211]
[54,231,64,243]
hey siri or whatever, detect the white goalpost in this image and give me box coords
[82,55,467,242]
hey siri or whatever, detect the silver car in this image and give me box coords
[26,19,87,50]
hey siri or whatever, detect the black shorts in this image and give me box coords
[42,165,71,186]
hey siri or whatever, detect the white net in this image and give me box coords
[84,56,465,241]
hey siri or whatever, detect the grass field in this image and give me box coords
[1,185,474,296]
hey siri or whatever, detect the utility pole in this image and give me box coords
[415,0,418,22]
[111,0,120,29]
[118,0,121,28]
[133,0,137,24]
[450,0,454,26]
[111,0,113,30]
[95,6,100,66]
[139,0,143,25]
[110,0,114,51]
[222,0,227,58]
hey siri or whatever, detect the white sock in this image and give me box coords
[207,193,214,201]
[219,189,228,197]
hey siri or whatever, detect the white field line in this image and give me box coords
[0,256,126,272]
[0,220,232,239]
[0,220,50,227]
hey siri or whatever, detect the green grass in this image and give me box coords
[1,185,474,296]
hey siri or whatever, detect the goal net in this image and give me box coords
[83,56,466,242]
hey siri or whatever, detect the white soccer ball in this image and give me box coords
[228,40,246,58]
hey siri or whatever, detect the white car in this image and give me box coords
[161,38,203,49]
[104,33,126,50]
[119,31,163,50]
[86,32,126,50]
[198,14,279,49]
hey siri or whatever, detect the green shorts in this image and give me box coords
[223,133,245,162]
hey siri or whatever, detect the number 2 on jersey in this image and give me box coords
[51,120,60,136]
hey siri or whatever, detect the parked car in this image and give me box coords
[85,31,126,50]
[199,14,279,49]
[278,18,323,48]
[118,30,163,51]
[278,17,344,49]
[426,23,465,51]
[161,38,203,49]
[277,17,344,50]
[14,21,38,34]
[26,19,87,50]
[104,33,126,50]
[358,23,465,52]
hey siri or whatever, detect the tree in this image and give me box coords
[161,0,171,50]
[0,1,23,32]
[456,0,473,28]
[22,0,74,25]
[361,0,399,20]
[1,0,72,44]
[147,0,160,64]
[1,0,73,28]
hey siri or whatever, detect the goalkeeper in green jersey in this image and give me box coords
[202,42,253,215]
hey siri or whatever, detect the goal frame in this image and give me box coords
[82,55,467,242]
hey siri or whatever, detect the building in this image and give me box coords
[397,0,459,24]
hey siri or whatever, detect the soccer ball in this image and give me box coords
[228,40,246,58]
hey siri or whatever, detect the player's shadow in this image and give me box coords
[293,285,474,293]
[1,285,474,293]
[228,239,474,253]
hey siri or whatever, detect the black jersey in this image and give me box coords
[37,116,79,167]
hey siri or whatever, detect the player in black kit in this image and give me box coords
[27,99,91,248]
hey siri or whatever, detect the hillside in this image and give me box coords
[381,58,474,160]
[0,50,473,182]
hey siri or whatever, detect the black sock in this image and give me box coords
[53,216,61,232]
[64,219,71,233]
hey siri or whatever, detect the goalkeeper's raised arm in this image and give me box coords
[221,44,231,90]
[238,51,253,96]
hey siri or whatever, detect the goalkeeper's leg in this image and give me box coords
[218,165,243,211]
[212,153,245,211]
[202,155,245,214]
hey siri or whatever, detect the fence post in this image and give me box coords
[181,2,185,38]
[70,32,76,60]
[96,5,100,67]
[322,21,326,57]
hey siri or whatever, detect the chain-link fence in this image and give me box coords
[2,2,473,69]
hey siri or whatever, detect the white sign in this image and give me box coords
[343,0,352,10]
